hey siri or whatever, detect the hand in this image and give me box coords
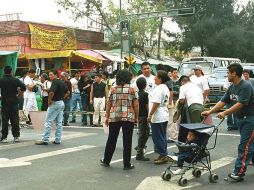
[201,110,211,117]
[134,118,138,125]
[104,118,109,127]
[147,115,152,123]
[217,112,226,119]
[48,100,53,107]
[90,100,93,104]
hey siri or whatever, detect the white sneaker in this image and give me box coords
[171,168,185,175]
[14,137,20,142]
[1,138,8,143]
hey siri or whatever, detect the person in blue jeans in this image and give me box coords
[202,63,254,181]
[35,70,68,145]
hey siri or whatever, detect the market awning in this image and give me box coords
[25,50,73,59]
[73,50,109,64]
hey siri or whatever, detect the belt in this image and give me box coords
[94,96,105,98]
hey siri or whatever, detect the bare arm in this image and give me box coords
[90,84,94,103]
[203,89,209,101]
[133,99,139,122]
[148,103,160,122]
[48,91,54,106]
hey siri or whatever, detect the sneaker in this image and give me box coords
[35,141,48,145]
[228,173,244,181]
[154,156,168,165]
[171,168,185,175]
[52,141,61,144]
[123,164,135,170]
[100,158,110,167]
[0,138,8,143]
[154,155,164,161]
[14,137,20,142]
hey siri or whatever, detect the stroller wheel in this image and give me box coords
[209,173,219,183]
[192,169,202,178]
[178,177,188,186]
[161,171,171,181]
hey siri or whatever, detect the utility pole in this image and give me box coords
[119,0,123,58]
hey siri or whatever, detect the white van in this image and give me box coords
[179,57,241,76]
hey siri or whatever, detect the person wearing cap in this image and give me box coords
[190,65,209,102]
[60,72,72,126]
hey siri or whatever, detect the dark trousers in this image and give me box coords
[137,116,150,152]
[103,121,134,167]
[177,150,194,167]
[63,99,71,124]
[81,94,93,124]
[1,104,20,139]
[41,96,48,111]
[233,116,254,176]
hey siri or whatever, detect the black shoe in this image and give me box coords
[69,120,76,123]
[123,164,135,170]
[227,128,232,131]
[136,156,150,161]
[100,158,110,167]
[52,141,61,144]
[167,139,175,143]
[92,124,98,127]
[63,123,69,126]
[83,122,88,126]
[35,141,48,145]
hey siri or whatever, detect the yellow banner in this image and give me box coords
[28,24,77,50]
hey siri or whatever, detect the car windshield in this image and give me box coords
[210,70,227,81]
[180,62,212,76]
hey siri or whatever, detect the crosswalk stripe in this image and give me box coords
[135,156,235,190]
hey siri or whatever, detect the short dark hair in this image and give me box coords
[41,73,49,80]
[157,70,169,84]
[172,68,178,72]
[74,70,80,74]
[179,75,190,83]
[95,73,102,77]
[22,69,29,77]
[116,69,132,85]
[50,70,58,76]
[102,71,109,78]
[141,62,151,69]
[227,63,243,77]
[136,77,147,91]
[243,69,250,75]
[4,66,12,74]
[28,69,36,74]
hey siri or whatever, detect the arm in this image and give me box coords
[64,90,70,100]
[147,103,160,122]
[168,90,173,105]
[48,91,54,106]
[133,99,139,123]
[104,98,111,127]
[203,89,209,101]
[90,84,94,103]
[105,85,108,98]
[201,101,226,116]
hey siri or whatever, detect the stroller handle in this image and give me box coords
[215,118,225,129]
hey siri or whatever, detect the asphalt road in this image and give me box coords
[0,117,253,190]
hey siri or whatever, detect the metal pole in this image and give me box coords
[120,0,123,59]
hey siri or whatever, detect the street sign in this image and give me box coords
[125,8,195,20]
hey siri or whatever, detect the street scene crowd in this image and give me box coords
[0,61,253,182]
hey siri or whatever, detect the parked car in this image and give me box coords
[208,67,228,103]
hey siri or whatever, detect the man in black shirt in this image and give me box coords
[36,70,68,145]
[90,73,107,127]
[0,66,26,143]
[202,63,254,181]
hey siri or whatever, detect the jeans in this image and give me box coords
[151,121,168,156]
[63,99,71,124]
[81,94,93,124]
[71,93,82,121]
[233,116,254,176]
[42,101,65,143]
[1,103,19,138]
[103,121,134,167]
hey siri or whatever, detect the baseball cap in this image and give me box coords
[194,65,202,70]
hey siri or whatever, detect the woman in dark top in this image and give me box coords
[100,69,139,170]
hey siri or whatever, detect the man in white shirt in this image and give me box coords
[190,65,209,101]
[70,71,81,123]
[136,62,156,96]
[23,69,38,124]
[179,75,204,123]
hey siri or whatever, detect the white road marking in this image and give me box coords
[135,157,235,190]
[0,132,96,150]
[0,145,96,168]
[218,133,240,137]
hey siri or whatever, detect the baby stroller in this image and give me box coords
[161,119,224,186]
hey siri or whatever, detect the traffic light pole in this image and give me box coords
[119,0,122,59]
